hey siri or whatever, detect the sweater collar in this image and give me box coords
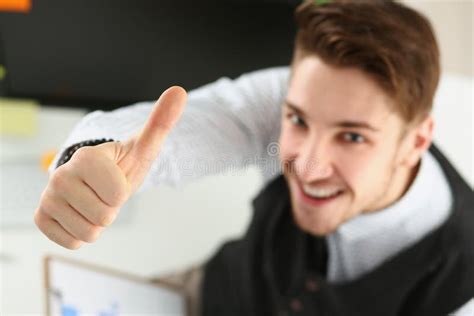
[335,150,452,240]
[325,150,453,283]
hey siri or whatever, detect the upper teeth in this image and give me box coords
[303,185,340,198]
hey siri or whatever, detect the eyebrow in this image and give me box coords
[284,100,380,132]
[284,100,307,119]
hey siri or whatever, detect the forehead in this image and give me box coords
[288,56,398,126]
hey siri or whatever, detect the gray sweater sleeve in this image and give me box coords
[49,66,289,191]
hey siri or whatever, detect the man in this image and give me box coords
[36,0,473,315]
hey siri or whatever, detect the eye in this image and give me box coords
[342,132,365,144]
[288,113,306,127]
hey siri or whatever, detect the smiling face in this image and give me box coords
[279,56,433,236]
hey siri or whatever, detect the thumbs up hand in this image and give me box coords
[34,87,187,249]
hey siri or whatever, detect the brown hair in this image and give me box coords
[294,0,440,125]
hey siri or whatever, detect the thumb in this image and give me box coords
[134,86,187,161]
[118,86,187,188]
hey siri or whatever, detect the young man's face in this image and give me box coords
[279,56,429,236]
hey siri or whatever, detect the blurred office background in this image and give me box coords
[0,0,472,313]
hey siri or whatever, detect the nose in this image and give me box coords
[294,136,334,183]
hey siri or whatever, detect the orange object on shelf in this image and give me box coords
[0,0,31,13]
[40,149,58,172]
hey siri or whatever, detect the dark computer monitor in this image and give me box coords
[0,0,298,111]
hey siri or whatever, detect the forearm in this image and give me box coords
[50,67,289,192]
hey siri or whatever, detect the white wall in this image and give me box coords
[402,0,473,77]
[401,0,473,188]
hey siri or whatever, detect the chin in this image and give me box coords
[291,204,341,236]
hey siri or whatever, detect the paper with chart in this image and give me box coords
[46,257,185,316]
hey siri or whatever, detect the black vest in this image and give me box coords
[202,146,474,316]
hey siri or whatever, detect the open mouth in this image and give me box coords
[298,183,344,206]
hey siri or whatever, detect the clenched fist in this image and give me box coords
[34,86,187,249]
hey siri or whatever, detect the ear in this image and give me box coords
[401,116,434,168]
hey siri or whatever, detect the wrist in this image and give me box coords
[56,138,115,168]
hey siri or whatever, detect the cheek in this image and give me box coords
[335,149,388,190]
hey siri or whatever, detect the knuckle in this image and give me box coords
[64,240,83,250]
[82,225,103,243]
[33,207,83,250]
[50,170,67,190]
[34,212,59,245]
[49,171,74,198]
[71,146,94,163]
[39,190,61,218]
[110,188,128,207]
[96,209,117,227]
[34,208,47,229]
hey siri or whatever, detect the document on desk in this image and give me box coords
[45,256,186,316]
